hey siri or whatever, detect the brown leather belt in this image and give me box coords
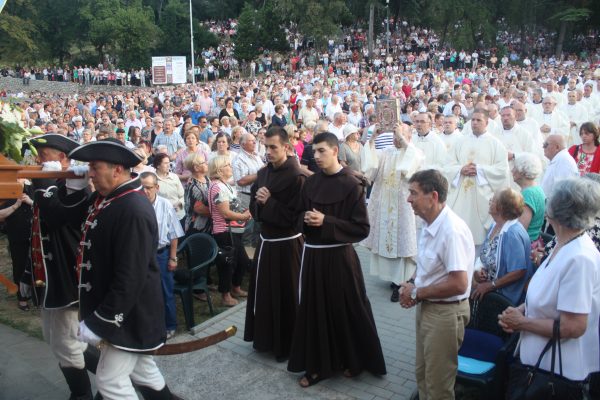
[423,298,468,305]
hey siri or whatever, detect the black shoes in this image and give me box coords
[390,283,400,303]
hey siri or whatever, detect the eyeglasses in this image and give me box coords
[542,142,549,148]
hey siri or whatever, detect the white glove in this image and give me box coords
[66,165,90,191]
[69,165,89,177]
[19,282,31,299]
[41,161,62,172]
[77,321,102,347]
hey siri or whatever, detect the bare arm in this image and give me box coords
[417,270,468,300]
[518,205,533,230]
[499,308,588,339]
[216,201,250,221]
[193,201,210,216]
[237,174,257,187]
[0,200,22,222]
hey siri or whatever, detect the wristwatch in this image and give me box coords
[169,257,178,262]
[411,287,418,302]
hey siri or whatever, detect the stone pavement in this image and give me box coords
[0,246,418,400]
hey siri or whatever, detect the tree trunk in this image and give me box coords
[368,3,374,59]
[555,20,567,58]
[440,20,449,48]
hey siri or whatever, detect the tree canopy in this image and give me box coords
[0,0,598,67]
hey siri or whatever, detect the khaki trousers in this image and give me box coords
[415,299,470,400]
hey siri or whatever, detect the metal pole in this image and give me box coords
[386,0,390,56]
[189,0,195,84]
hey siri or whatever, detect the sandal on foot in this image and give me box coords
[231,289,248,298]
[343,369,361,378]
[193,293,208,301]
[222,298,239,307]
[299,373,323,388]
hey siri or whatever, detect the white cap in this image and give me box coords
[343,124,359,139]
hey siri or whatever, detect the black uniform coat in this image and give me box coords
[21,179,89,308]
[244,156,307,358]
[76,178,166,351]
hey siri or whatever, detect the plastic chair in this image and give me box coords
[173,233,218,331]
[456,292,519,400]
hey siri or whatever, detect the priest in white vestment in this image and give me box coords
[440,115,463,153]
[582,83,600,123]
[512,101,545,163]
[445,110,509,246]
[535,96,570,140]
[411,112,447,170]
[561,91,590,146]
[362,123,425,301]
[493,107,536,188]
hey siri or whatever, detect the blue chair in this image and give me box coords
[173,233,218,331]
[456,292,518,400]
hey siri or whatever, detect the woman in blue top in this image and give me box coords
[471,188,533,305]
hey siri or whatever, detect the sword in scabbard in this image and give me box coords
[0,273,18,295]
[96,326,238,356]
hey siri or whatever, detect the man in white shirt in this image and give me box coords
[540,134,579,197]
[328,112,346,141]
[402,169,474,400]
[325,95,343,122]
[347,102,362,127]
[298,97,319,129]
[124,111,143,131]
[232,133,264,206]
[232,133,264,245]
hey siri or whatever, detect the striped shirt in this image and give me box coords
[153,195,185,249]
[232,150,264,194]
[208,181,237,234]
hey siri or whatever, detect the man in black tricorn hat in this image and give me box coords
[67,138,181,399]
[20,133,95,400]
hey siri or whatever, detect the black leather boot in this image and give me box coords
[83,346,100,375]
[137,385,184,400]
[59,366,93,400]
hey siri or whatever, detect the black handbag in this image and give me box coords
[507,320,587,400]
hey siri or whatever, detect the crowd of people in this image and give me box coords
[1,29,600,398]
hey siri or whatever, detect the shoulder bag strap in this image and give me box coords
[533,328,556,372]
[555,319,564,377]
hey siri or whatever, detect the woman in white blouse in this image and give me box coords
[153,152,185,222]
[499,178,600,385]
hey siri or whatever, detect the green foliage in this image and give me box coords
[233,3,261,61]
[157,0,219,58]
[1,0,600,67]
[233,2,289,61]
[0,14,39,63]
[274,0,352,48]
[112,2,161,69]
[550,7,591,22]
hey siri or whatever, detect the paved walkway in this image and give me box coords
[0,246,418,400]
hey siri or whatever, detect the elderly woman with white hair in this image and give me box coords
[500,177,600,394]
[512,152,546,246]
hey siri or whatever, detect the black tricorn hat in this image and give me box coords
[29,134,80,154]
[68,138,142,168]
